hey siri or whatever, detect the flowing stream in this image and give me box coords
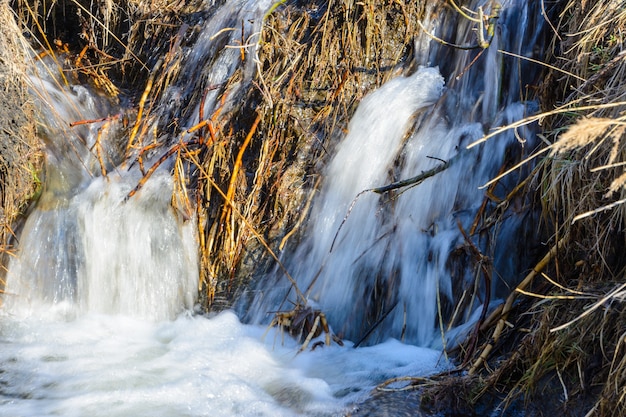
[244,0,545,348]
[1,0,547,415]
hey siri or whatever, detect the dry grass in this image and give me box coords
[445,1,626,415]
[0,1,41,287]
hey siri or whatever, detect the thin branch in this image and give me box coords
[371,158,451,194]
[497,49,585,82]
[467,101,626,149]
[330,156,453,253]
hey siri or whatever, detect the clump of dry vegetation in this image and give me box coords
[0,1,40,287]
[424,1,626,415]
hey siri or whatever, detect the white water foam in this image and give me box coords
[4,168,198,321]
[0,311,448,417]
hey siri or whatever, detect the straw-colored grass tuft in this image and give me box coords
[0,1,41,288]
[441,1,626,415]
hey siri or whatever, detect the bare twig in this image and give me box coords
[469,237,567,375]
[330,156,453,252]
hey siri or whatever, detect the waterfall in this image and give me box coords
[0,0,551,415]
[2,0,272,320]
[243,0,546,347]
[3,0,545,339]
[2,72,199,320]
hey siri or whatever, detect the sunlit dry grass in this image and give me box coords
[454,1,626,414]
[0,1,41,293]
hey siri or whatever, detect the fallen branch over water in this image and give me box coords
[330,155,454,252]
[370,157,450,194]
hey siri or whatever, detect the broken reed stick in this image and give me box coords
[457,220,492,367]
[376,376,436,392]
[125,141,185,200]
[69,114,120,127]
[370,158,450,194]
[220,113,262,224]
[353,300,399,348]
[330,156,453,252]
[468,236,567,375]
[126,58,162,154]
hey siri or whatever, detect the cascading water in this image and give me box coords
[2,62,199,321]
[244,0,545,348]
[0,0,549,415]
[3,0,274,319]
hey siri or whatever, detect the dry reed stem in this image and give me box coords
[469,237,566,375]
[184,143,307,305]
[467,101,626,149]
[126,62,159,154]
[220,113,261,225]
[550,281,626,332]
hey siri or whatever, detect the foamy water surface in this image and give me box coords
[0,310,448,417]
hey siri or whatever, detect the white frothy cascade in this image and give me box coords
[244,0,545,347]
[3,77,199,320]
[287,67,449,344]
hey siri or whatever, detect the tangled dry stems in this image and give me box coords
[445,1,626,415]
[0,1,41,284]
